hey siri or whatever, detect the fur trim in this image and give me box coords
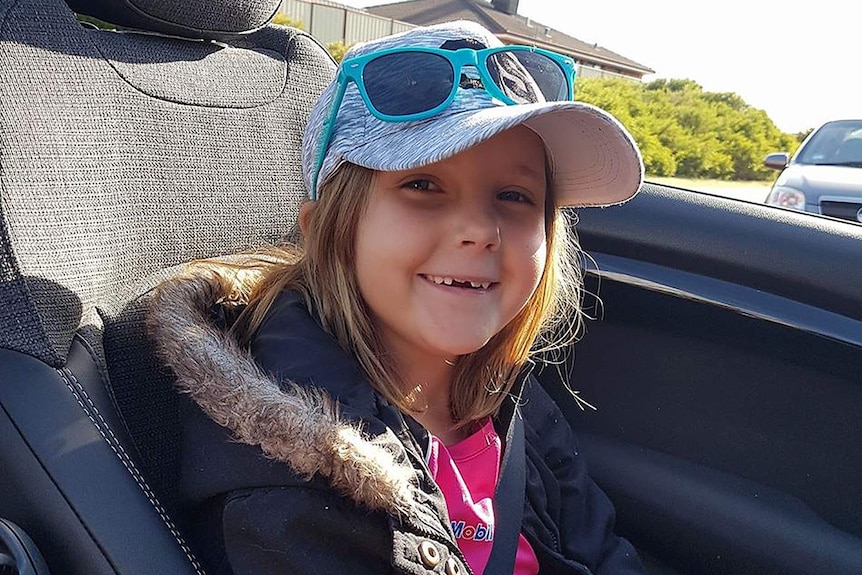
[145,265,414,516]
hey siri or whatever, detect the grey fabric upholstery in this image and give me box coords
[0,0,335,570]
[67,0,282,40]
[1,0,333,367]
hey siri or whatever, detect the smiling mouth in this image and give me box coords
[422,274,494,290]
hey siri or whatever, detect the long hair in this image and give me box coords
[230,161,583,428]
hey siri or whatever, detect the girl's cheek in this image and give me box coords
[532,244,548,282]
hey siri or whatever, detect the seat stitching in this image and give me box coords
[59,367,205,575]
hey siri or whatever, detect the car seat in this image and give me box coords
[833,137,862,163]
[0,0,335,573]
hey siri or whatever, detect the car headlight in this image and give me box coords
[765,186,806,210]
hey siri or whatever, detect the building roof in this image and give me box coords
[364,0,654,76]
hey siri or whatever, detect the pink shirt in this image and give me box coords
[426,418,539,575]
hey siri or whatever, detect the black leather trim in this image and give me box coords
[66,0,281,41]
[575,183,862,322]
[0,347,202,575]
[579,434,862,575]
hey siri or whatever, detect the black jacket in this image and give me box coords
[147,270,645,575]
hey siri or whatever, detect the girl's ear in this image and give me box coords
[299,201,317,236]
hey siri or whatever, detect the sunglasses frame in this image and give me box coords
[310,45,577,198]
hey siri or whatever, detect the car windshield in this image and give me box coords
[795,120,862,167]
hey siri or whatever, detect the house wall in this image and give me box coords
[280,0,412,46]
[279,0,644,83]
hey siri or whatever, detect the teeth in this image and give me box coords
[426,275,491,289]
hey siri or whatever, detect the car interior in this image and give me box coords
[1,1,861,575]
[834,137,862,163]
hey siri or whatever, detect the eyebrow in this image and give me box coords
[512,162,546,182]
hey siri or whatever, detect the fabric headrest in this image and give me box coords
[66,0,282,40]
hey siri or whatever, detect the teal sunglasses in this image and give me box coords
[310,45,577,197]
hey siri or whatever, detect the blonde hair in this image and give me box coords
[230,161,583,428]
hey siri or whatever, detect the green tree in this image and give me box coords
[796,128,814,143]
[271,12,304,29]
[326,41,352,64]
[76,14,114,30]
[575,77,800,180]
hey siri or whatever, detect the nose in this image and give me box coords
[455,201,500,251]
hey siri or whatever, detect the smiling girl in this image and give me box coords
[148,20,645,575]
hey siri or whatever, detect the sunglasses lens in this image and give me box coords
[485,51,569,103]
[363,52,455,116]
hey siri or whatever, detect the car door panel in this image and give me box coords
[537,184,862,575]
[579,433,862,575]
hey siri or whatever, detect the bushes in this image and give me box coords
[575,77,800,180]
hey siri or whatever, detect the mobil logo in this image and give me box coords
[450,521,494,542]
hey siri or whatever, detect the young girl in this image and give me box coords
[148,20,645,575]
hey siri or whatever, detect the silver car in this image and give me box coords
[764,119,862,223]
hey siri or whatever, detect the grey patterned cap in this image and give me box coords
[301,20,644,207]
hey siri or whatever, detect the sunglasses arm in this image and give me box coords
[310,75,349,200]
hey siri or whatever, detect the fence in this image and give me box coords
[280,0,413,45]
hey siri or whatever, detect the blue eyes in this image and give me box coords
[497,190,532,204]
[404,179,436,191]
[402,180,534,204]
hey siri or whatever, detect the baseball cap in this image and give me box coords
[301,20,644,208]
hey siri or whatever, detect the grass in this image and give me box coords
[647,176,772,202]
[648,176,771,190]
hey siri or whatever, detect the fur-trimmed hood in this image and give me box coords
[145,266,416,516]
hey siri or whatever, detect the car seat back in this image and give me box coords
[0,0,334,572]
[834,137,862,163]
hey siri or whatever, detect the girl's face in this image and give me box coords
[354,125,548,375]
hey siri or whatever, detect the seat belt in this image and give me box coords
[484,388,527,575]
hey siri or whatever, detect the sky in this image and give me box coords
[337,0,860,134]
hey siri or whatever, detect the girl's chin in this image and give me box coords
[421,334,495,359]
